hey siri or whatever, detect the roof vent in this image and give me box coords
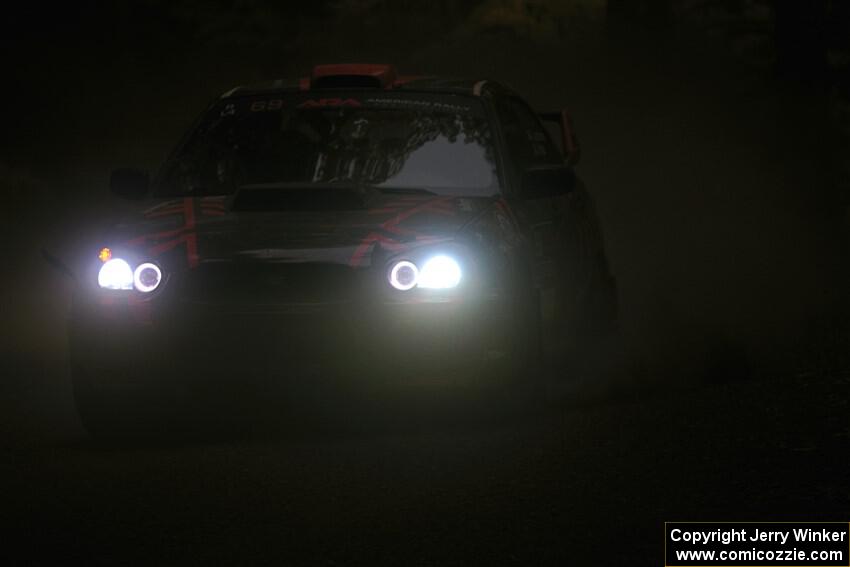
[310,64,397,89]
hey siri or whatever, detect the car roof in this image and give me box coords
[220,64,518,100]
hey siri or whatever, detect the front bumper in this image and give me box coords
[69,290,517,394]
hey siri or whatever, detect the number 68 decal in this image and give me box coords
[250,99,285,112]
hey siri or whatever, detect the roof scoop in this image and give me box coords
[310,64,397,89]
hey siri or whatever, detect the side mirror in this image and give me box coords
[538,109,581,165]
[521,165,575,200]
[110,168,149,200]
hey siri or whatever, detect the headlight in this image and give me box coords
[133,262,162,293]
[418,255,462,289]
[389,260,419,291]
[388,255,462,291]
[98,259,134,290]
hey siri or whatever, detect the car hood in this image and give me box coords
[107,194,491,270]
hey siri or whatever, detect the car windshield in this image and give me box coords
[155,93,501,198]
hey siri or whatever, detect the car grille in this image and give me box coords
[173,261,363,307]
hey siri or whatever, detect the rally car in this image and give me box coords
[61,64,617,435]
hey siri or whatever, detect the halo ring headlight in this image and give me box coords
[133,262,162,293]
[389,260,419,291]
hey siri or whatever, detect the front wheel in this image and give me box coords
[564,269,624,390]
[72,365,166,440]
[576,271,619,339]
[486,286,547,410]
[71,363,238,441]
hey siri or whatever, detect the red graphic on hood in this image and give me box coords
[127,195,458,270]
[348,196,456,267]
[128,197,226,268]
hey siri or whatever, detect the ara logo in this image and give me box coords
[297,98,362,108]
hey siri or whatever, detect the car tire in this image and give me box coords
[565,263,624,382]
[73,366,142,440]
[579,270,619,338]
[72,364,170,441]
[72,361,225,441]
[497,284,547,410]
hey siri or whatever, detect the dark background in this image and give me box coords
[1,1,849,565]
